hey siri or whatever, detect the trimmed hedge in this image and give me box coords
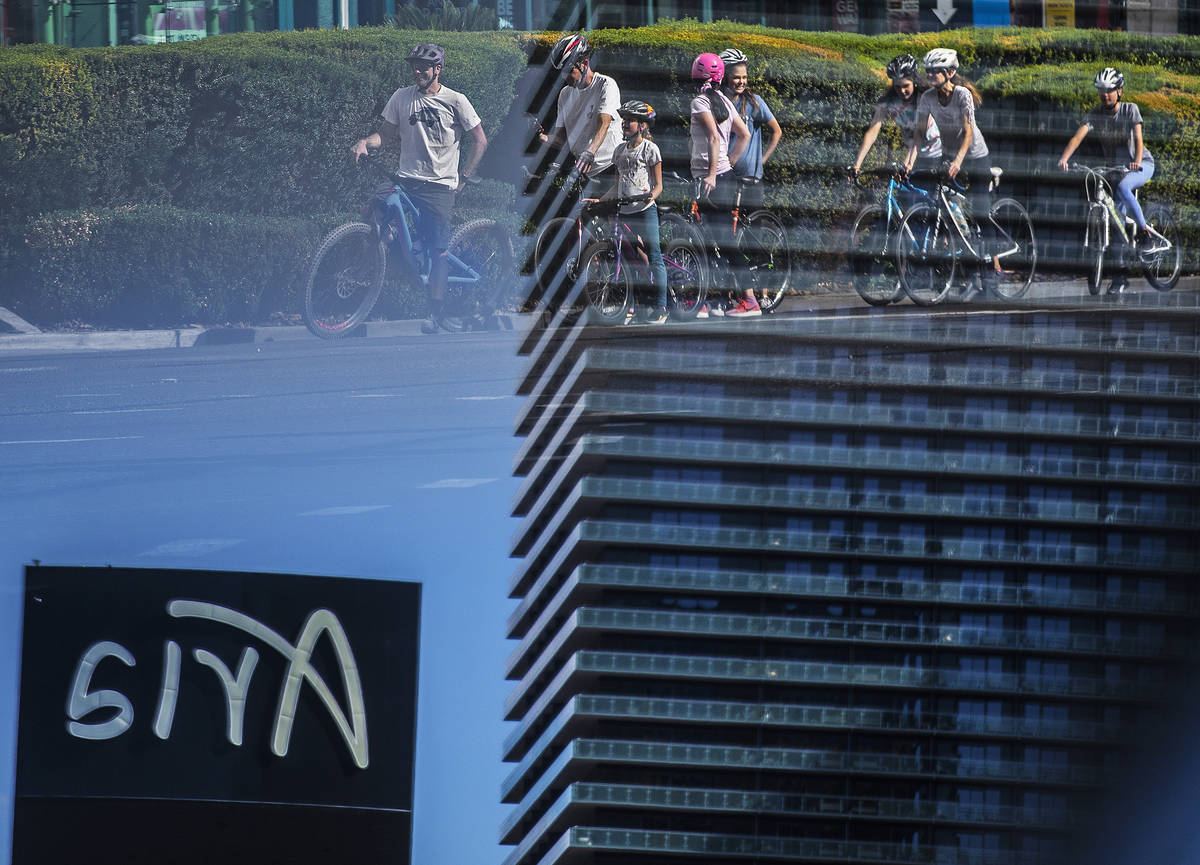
[2,22,1198,326]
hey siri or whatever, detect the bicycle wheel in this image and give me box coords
[1141,203,1182,292]
[897,202,955,306]
[664,237,708,321]
[578,241,632,325]
[738,209,792,312]
[531,216,576,297]
[1085,208,1106,296]
[304,222,387,339]
[659,212,704,250]
[441,218,515,332]
[848,204,902,306]
[987,197,1037,301]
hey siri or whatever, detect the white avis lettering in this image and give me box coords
[64,601,370,769]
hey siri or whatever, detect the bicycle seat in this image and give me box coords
[738,177,762,187]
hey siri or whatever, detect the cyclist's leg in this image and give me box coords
[402,179,455,328]
[700,171,742,306]
[1116,161,1153,229]
[962,155,996,288]
[629,205,669,308]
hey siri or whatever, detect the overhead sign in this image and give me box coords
[13,566,420,865]
[920,0,973,30]
[974,0,1010,25]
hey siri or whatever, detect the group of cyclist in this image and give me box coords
[349,35,1161,332]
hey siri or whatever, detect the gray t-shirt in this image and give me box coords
[554,72,623,172]
[917,85,987,160]
[689,89,735,178]
[382,83,482,189]
[614,138,662,214]
[1085,101,1153,166]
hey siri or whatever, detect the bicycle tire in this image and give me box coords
[578,240,633,325]
[738,209,792,312]
[440,218,515,332]
[987,197,1037,301]
[1085,208,1106,296]
[848,204,902,306]
[304,222,387,339]
[1141,203,1182,292]
[897,201,955,306]
[531,216,577,298]
[664,237,708,321]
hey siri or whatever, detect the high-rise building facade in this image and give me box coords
[503,305,1200,865]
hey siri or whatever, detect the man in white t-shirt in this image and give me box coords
[351,43,488,333]
[540,32,622,177]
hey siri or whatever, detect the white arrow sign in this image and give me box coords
[933,0,957,24]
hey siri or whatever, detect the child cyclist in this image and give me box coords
[1057,67,1159,294]
[719,48,783,211]
[594,100,669,323]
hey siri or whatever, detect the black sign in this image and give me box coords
[13,566,420,865]
[919,0,974,30]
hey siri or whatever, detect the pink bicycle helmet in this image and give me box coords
[691,52,725,84]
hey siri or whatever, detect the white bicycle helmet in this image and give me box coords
[719,48,748,66]
[1094,67,1125,91]
[922,48,959,73]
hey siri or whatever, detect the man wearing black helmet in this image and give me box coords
[351,43,488,333]
[541,32,622,177]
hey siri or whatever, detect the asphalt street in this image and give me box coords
[0,326,526,865]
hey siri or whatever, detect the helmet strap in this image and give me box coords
[575,61,592,90]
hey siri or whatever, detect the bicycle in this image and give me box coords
[669,173,793,319]
[846,163,931,306]
[528,164,705,313]
[1070,163,1181,294]
[573,193,707,325]
[896,164,1037,306]
[303,174,513,339]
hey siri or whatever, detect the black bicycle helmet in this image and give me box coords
[618,100,656,122]
[406,43,444,67]
[550,32,591,70]
[886,53,918,81]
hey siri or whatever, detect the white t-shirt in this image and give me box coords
[689,89,736,178]
[381,83,482,189]
[553,71,622,172]
[917,85,987,161]
[614,138,662,214]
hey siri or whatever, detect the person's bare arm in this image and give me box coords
[1131,123,1145,171]
[457,123,488,190]
[1058,123,1089,171]
[852,105,888,174]
[696,109,721,195]
[351,120,399,163]
[727,110,750,168]
[762,114,783,165]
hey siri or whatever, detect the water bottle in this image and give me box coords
[947,190,970,235]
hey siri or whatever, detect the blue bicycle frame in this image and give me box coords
[374,183,482,286]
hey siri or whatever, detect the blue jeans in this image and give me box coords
[1116,161,1154,229]
[621,204,668,307]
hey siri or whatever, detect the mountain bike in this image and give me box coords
[303,175,513,339]
[896,164,1037,306]
[574,194,706,325]
[846,163,931,306]
[1070,163,1181,294]
[669,173,793,319]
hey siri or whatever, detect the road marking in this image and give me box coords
[138,538,245,557]
[349,394,401,398]
[1,366,59,373]
[457,395,511,401]
[421,478,497,489]
[1,435,144,445]
[72,407,184,415]
[60,393,121,398]
[299,505,392,517]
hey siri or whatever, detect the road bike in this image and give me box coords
[303,175,513,339]
[574,194,707,325]
[668,173,793,319]
[896,165,1037,306]
[1070,163,1181,294]
[846,163,931,306]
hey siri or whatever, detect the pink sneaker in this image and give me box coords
[726,299,762,318]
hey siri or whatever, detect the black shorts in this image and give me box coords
[399,179,455,251]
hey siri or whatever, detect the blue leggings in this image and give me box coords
[621,204,668,307]
[1116,162,1154,229]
